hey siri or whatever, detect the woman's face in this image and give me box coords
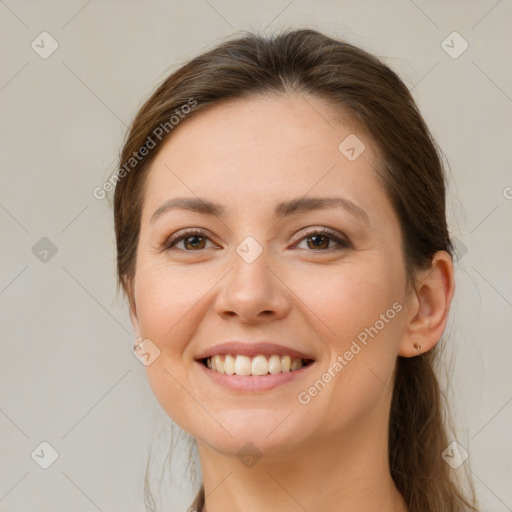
[129,93,412,456]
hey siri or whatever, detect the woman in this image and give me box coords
[113,29,478,512]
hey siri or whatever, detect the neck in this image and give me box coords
[196,408,408,512]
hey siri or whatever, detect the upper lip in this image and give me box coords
[195,342,316,361]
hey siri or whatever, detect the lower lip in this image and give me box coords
[196,360,315,392]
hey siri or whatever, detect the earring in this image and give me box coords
[413,342,422,354]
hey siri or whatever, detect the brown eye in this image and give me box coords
[306,234,330,250]
[164,230,213,251]
[295,228,350,251]
[182,235,207,250]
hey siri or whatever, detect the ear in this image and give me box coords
[398,250,455,357]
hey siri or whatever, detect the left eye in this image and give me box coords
[294,228,349,251]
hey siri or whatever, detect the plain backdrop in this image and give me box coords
[1,1,511,511]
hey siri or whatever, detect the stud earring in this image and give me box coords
[413,342,422,354]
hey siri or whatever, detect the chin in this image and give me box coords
[191,409,308,458]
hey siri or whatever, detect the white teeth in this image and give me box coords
[251,355,268,376]
[224,354,235,375]
[268,355,281,374]
[234,355,251,375]
[205,354,307,375]
[213,355,224,373]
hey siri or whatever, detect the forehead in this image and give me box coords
[154,92,373,163]
[141,93,386,221]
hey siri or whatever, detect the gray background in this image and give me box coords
[1,1,511,511]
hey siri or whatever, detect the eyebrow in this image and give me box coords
[150,196,370,225]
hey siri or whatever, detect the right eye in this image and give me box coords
[163,229,216,252]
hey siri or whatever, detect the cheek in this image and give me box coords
[294,257,405,347]
[290,261,405,429]
[132,262,217,431]
[133,261,211,353]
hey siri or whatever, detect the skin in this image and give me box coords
[128,92,455,512]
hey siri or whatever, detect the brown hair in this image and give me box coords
[113,28,478,511]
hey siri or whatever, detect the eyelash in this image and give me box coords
[162,227,350,253]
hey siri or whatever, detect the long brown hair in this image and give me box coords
[113,28,478,511]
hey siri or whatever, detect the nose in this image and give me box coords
[214,246,292,324]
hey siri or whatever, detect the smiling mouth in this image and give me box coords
[201,354,315,376]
